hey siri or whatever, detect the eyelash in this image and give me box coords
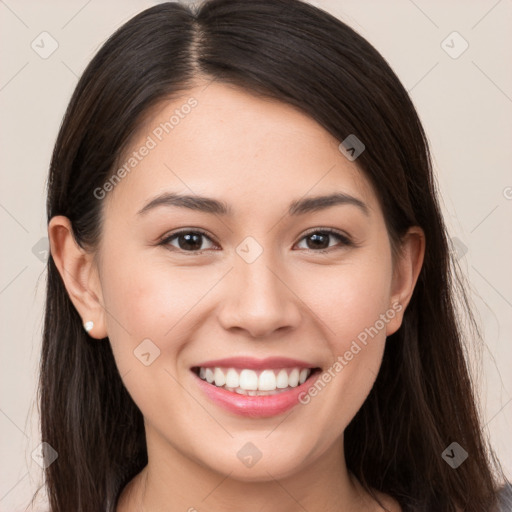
[158,227,355,255]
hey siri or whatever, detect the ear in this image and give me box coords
[386,226,425,336]
[48,215,108,339]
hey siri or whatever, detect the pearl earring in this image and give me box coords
[84,321,94,333]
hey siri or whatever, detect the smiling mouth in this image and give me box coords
[191,366,322,396]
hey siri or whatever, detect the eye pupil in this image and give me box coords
[164,229,347,254]
[307,232,329,250]
[179,233,203,251]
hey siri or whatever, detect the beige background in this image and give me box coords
[1,0,511,510]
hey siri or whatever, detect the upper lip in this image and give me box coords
[192,356,319,370]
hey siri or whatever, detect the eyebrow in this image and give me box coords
[137,191,370,217]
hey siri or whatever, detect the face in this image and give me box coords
[76,81,417,482]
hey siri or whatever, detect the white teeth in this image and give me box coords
[276,369,289,389]
[258,370,276,391]
[225,387,281,396]
[239,369,258,390]
[214,367,226,387]
[225,368,239,388]
[196,366,314,393]
[288,368,299,387]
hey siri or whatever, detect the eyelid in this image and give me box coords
[159,227,355,253]
[299,227,353,244]
[159,227,219,250]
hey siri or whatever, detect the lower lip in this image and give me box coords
[192,370,321,418]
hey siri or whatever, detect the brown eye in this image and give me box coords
[296,229,353,253]
[161,230,216,253]
[159,228,353,255]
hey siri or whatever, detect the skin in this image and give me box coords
[49,81,425,511]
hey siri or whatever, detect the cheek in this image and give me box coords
[296,253,393,428]
[99,250,230,395]
[307,256,393,349]
[98,254,199,416]
[101,252,209,341]
[98,251,189,376]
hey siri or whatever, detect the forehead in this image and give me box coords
[103,81,377,219]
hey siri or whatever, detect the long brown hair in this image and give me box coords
[38,0,507,510]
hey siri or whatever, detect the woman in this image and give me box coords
[38,0,510,510]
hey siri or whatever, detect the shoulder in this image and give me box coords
[371,487,512,512]
[496,481,512,512]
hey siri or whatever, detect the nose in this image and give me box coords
[217,253,302,339]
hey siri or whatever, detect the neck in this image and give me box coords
[117,425,393,512]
